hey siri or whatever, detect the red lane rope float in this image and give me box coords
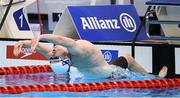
[0,65,53,75]
[0,78,179,94]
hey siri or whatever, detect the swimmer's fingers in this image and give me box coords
[13,41,23,56]
[13,45,18,56]
[17,41,24,56]
[13,42,19,56]
[18,41,23,53]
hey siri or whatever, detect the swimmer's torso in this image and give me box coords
[63,40,113,78]
[68,40,108,69]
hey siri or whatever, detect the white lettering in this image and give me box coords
[99,19,108,29]
[90,17,97,29]
[94,17,101,29]
[20,48,35,58]
[113,19,120,29]
[105,19,114,29]
[80,17,121,30]
[80,17,91,30]
[87,17,94,29]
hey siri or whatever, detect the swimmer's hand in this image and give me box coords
[13,40,32,56]
[13,41,24,56]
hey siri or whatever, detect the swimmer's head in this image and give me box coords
[49,45,69,59]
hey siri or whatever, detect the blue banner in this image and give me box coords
[68,5,148,41]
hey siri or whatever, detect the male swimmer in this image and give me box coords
[13,34,168,79]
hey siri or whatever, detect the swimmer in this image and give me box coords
[13,34,168,78]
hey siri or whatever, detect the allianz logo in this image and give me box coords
[80,13,136,32]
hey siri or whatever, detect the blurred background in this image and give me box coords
[26,0,149,33]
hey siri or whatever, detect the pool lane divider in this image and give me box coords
[0,65,53,75]
[0,78,179,94]
[0,66,179,94]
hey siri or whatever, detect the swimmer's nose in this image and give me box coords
[53,49,55,52]
[52,49,56,56]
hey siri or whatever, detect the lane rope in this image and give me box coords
[0,78,179,94]
[0,65,179,94]
[0,65,52,75]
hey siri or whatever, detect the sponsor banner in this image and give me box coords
[68,5,148,41]
[101,50,118,62]
[6,45,47,60]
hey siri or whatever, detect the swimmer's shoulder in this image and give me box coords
[76,40,93,45]
[76,40,97,50]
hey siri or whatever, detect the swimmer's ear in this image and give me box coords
[63,51,68,56]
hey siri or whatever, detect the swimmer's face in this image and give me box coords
[51,45,68,59]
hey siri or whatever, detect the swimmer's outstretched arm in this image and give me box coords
[31,34,77,52]
[13,40,53,58]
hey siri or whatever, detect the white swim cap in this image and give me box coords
[49,57,71,74]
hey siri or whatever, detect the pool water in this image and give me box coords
[0,72,179,97]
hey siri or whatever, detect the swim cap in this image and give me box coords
[49,57,71,74]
